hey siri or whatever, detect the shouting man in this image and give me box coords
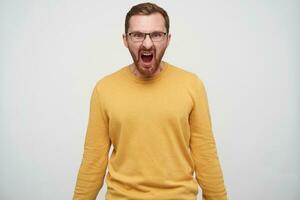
[73,2,228,200]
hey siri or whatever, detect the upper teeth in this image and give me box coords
[142,52,152,55]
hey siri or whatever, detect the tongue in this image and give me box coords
[141,54,153,63]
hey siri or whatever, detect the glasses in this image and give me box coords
[127,31,167,42]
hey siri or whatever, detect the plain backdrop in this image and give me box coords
[1,0,299,199]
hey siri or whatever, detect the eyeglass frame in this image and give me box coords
[127,31,168,42]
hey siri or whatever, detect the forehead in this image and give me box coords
[128,13,166,32]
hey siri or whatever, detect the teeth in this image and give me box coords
[142,52,153,56]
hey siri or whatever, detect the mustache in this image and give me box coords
[139,46,155,52]
[139,49,155,56]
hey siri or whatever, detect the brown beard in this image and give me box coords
[130,62,163,77]
[128,46,167,78]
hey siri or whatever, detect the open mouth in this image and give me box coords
[140,52,154,63]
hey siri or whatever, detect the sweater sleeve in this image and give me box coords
[73,84,111,200]
[189,76,228,200]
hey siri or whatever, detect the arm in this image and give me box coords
[189,76,228,200]
[73,84,111,200]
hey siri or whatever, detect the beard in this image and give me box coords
[128,46,167,78]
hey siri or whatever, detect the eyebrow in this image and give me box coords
[128,30,166,33]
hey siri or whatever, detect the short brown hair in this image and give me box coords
[125,2,170,34]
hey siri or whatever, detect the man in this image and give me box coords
[73,2,228,200]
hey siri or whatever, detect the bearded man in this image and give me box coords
[73,2,228,200]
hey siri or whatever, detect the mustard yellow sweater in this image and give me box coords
[73,61,227,200]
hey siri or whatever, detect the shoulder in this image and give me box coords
[166,62,205,87]
[93,65,128,92]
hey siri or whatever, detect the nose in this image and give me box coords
[142,35,154,49]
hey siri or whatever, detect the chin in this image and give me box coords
[138,63,159,77]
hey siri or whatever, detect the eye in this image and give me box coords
[151,32,162,38]
[132,32,144,38]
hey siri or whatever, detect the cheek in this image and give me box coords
[155,43,167,54]
[128,43,140,53]
[127,46,138,58]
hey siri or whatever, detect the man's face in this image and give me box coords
[123,13,171,78]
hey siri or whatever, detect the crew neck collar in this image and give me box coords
[125,61,169,84]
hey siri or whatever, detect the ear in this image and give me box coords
[166,33,171,47]
[122,34,128,48]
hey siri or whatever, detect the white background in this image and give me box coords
[1,0,299,199]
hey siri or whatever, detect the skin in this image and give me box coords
[123,13,171,78]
